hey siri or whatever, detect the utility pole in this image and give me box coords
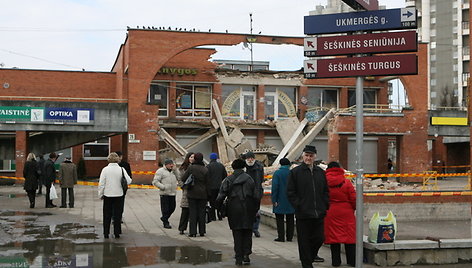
[249,13,254,72]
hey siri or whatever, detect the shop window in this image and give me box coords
[348,89,377,107]
[147,82,169,117]
[83,138,109,160]
[176,84,211,118]
[0,159,15,171]
[307,88,339,109]
[221,85,256,120]
[265,86,298,120]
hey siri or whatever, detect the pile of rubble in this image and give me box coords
[363,178,420,191]
[157,98,336,171]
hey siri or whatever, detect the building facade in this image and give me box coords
[406,0,470,109]
[0,29,437,184]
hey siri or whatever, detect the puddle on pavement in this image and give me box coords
[0,210,223,267]
[1,193,27,198]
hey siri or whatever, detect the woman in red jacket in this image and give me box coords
[324,161,356,267]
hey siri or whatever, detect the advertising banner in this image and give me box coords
[45,108,94,123]
[0,106,94,124]
[0,106,32,122]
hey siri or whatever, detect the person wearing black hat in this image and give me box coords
[287,145,330,268]
[207,153,227,221]
[216,158,259,266]
[271,158,295,242]
[152,159,178,229]
[244,151,264,237]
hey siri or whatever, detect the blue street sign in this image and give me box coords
[304,7,417,35]
[45,108,95,123]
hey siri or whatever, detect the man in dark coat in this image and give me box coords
[44,152,58,208]
[287,145,330,268]
[58,156,78,208]
[216,158,258,266]
[244,151,264,237]
[36,154,45,195]
[116,151,131,222]
[116,151,132,178]
[207,152,227,221]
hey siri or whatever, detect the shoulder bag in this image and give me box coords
[183,174,195,189]
[121,167,128,195]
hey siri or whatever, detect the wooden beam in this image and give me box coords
[211,119,220,130]
[216,133,229,164]
[212,99,229,141]
[158,128,187,157]
[286,108,335,161]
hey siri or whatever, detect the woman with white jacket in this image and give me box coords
[98,152,132,239]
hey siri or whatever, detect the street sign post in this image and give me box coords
[304,54,417,79]
[304,7,417,34]
[303,7,418,267]
[304,31,417,57]
[342,0,379,11]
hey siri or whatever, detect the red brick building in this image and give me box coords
[0,29,435,184]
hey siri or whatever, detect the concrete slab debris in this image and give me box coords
[286,108,335,161]
[276,117,304,146]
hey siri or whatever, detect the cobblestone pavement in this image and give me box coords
[0,183,470,268]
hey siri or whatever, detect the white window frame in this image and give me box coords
[148,82,169,117]
[0,159,15,171]
[264,92,278,121]
[241,91,257,120]
[176,84,212,118]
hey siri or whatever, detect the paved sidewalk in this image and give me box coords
[0,184,470,268]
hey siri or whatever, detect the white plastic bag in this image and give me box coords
[49,184,58,199]
[368,211,397,243]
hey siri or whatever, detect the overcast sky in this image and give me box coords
[0,0,406,72]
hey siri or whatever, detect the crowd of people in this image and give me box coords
[22,152,78,209]
[22,145,357,267]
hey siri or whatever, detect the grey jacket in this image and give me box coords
[152,167,178,196]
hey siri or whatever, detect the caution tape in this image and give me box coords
[132,171,156,175]
[364,191,472,197]
[345,173,471,179]
[0,176,159,190]
[0,176,24,181]
[432,165,471,168]
[2,175,472,196]
[3,173,472,195]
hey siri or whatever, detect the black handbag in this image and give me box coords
[120,168,128,195]
[220,198,228,218]
[220,174,239,218]
[183,174,195,189]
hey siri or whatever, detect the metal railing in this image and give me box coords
[340,104,407,114]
